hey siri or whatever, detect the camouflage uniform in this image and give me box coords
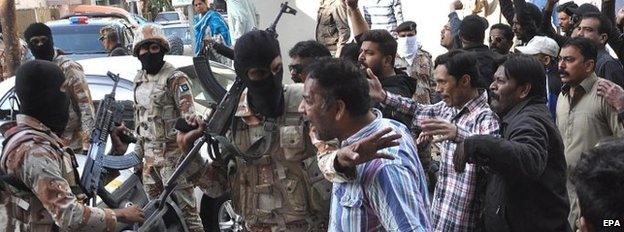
[52,51,96,153]
[1,114,117,231]
[133,61,203,231]
[224,84,331,231]
[394,48,435,104]
[394,48,439,190]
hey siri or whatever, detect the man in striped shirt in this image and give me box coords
[299,58,431,231]
[371,50,500,231]
[361,0,404,32]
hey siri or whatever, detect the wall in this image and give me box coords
[253,0,459,84]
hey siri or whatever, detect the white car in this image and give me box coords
[0,55,240,230]
[154,11,188,25]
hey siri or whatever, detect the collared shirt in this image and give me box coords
[328,109,431,232]
[556,73,624,168]
[383,90,500,231]
[361,0,404,32]
[395,48,435,104]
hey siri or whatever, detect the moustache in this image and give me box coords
[558,70,570,77]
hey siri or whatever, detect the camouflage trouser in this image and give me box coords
[143,164,204,232]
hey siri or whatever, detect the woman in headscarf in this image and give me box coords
[193,0,231,55]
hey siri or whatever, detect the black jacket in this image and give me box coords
[463,98,571,232]
[378,72,416,126]
[109,44,130,56]
[463,44,496,88]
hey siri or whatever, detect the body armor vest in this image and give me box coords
[0,125,81,231]
[230,84,332,230]
[134,63,184,164]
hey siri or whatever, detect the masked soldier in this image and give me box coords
[0,60,145,231]
[193,30,332,231]
[23,23,96,155]
[131,24,203,232]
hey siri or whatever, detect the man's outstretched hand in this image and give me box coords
[335,128,400,170]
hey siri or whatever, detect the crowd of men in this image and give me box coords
[1,0,624,231]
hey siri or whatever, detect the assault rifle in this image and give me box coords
[135,3,298,231]
[266,1,297,38]
[193,2,297,85]
[80,72,141,206]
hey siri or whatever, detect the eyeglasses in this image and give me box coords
[99,36,106,41]
[288,64,304,74]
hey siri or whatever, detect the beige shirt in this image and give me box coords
[556,73,624,168]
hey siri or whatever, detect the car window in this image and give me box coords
[0,91,18,121]
[155,13,180,22]
[163,27,192,45]
[50,24,107,54]
[123,27,134,47]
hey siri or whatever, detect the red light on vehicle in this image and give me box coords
[69,16,89,24]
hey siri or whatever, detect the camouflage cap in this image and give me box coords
[132,24,170,56]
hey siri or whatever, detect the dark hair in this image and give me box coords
[339,42,360,63]
[460,15,488,43]
[491,23,514,41]
[571,138,624,230]
[289,40,331,59]
[307,58,370,117]
[101,26,120,43]
[581,12,612,37]
[435,50,481,88]
[503,54,547,99]
[556,1,578,16]
[395,21,417,33]
[515,3,542,41]
[562,37,597,63]
[360,30,397,63]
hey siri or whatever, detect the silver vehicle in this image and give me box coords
[154,11,188,25]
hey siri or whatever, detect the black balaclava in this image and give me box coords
[234,30,284,118]
[24,23,55,61]
[138,43,166,75]
[15,60,69,134]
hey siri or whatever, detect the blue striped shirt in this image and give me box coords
[328,110,431,232]
[361,0,404,32]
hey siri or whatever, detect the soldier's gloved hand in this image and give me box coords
[114,204,145,223]
[176,115,206,152]
[111,123,130,155]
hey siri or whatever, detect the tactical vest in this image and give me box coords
[134,63,185,163]
[230,84,332,230]
[0,125,82,231]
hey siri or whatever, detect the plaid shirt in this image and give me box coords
[383,91,500,231]
[328,109,431,232]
